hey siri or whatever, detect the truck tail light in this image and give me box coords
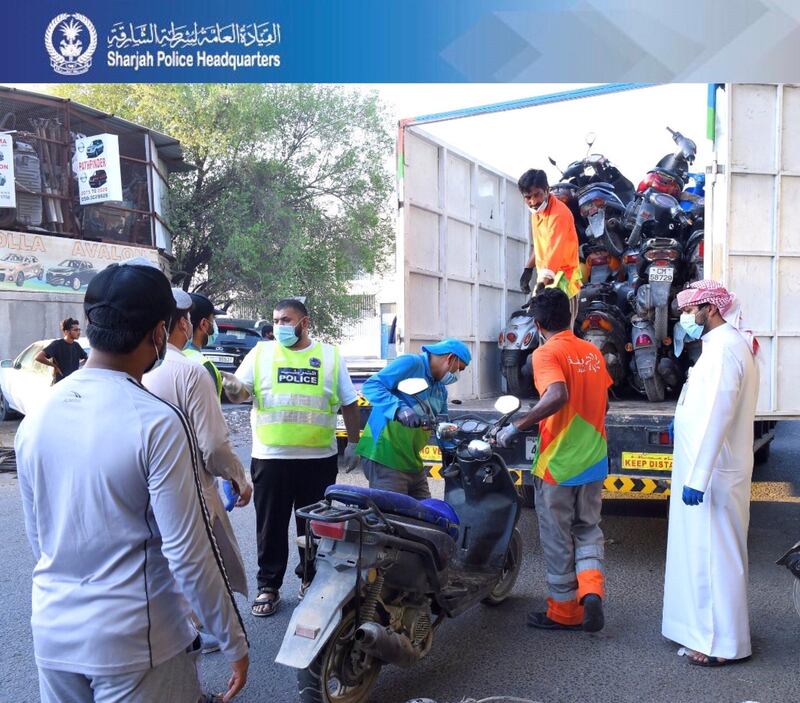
[522,332,533,346]
[506,332,518,343]
[635,334,653,347]
[310,520,346,541]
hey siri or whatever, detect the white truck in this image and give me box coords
[391,82,796,497]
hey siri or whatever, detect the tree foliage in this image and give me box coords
[52,84,394,338]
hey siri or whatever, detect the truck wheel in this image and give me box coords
[482,528,523,606]
[754,441,771,466]
[298,609,381,703]
[643,373,665,402]
[15,272,24,287]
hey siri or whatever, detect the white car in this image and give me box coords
[0,337,90,420]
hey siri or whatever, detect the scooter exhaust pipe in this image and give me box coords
[355,622,421,668]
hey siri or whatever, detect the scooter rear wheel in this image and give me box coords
[298,608,382,703]
[482,528,523,606]
[643,373,665,403]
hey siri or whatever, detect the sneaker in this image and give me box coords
[199,631,221,654]
[582,594,605,633]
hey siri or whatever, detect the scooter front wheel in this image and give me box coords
[792,579,800,619]
[298,608,382,703]
[482,528,523,606]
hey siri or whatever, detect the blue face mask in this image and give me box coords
[441,371,459,385]
[276,323,300,347]
[679,312,704,340]
[206,319,219,346]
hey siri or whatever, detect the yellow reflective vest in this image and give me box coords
[183,347,223,399]
[253,341,340,448]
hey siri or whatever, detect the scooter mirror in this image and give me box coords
[585,131,596,149]
[494,395,521,415]
[397,378,429,396]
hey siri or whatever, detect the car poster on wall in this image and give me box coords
[76,133,123,205]
[0,229,160,293]
[0,133,15,208]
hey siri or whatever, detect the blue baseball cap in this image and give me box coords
[422,338,472,365]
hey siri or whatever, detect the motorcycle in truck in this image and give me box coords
[498,299,539,398]
[276,380,523,703]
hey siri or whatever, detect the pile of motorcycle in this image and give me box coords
[500,127,707,403]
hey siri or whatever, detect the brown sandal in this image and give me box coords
[251,590,280,617]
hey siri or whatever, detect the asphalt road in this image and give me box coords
[2,410,800,703]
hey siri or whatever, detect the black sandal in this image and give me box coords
[251,589,280,618]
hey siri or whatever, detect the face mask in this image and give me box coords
[276,323,300,347]
[679,311,705,340]
[529,195,549,214]
[145,323,169,373]
[441,357,461,385]
[206,319,219,346]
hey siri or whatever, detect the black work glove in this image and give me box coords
[519,267,534,294]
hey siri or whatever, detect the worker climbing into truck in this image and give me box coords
[356,339,471,498]
[518,168,582,326]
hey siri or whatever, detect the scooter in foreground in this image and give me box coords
[276,380,524,703]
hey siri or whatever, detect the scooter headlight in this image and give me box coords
[466,439,493,461]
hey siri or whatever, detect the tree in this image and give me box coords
[51,84,394,338]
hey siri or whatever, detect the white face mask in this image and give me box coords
[529,195,549,214]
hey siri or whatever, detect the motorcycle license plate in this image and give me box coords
[649,266,674,282]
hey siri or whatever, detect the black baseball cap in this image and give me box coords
[189,293,224,321]
[84,262,176,330]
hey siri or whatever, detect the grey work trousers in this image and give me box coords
[534,477,605,604]
[38,648,204,703]
[362,458,432,499]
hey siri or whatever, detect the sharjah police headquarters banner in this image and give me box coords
[1,0,799,83]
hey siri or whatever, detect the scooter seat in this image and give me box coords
[325,484,460,539]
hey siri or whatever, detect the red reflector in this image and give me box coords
[498,333,504,345]
[659,432,671,445]
[588,254,608,265]
[523,332,533,346]
[653,260,670,266]
[506,332,518,343]
[636,334,653,346]
[311,520,346,540]
[698,240,705,257]
[623,254,639,264]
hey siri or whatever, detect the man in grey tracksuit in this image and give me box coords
[16,262,249,703]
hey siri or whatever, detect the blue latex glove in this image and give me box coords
[682,485,704,506]
[495,423,520,448]
[396,405,422,428]
[668,419,675,443]
[223,480,239,512]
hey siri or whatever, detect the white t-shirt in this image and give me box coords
[235,339,357,460]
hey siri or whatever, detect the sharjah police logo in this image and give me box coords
[45,13,98,76]
[310,357,322,368]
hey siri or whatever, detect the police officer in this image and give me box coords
[184,292,225,399]
[233,299,361,617]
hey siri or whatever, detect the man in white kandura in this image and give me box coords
[662,279,760,667]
